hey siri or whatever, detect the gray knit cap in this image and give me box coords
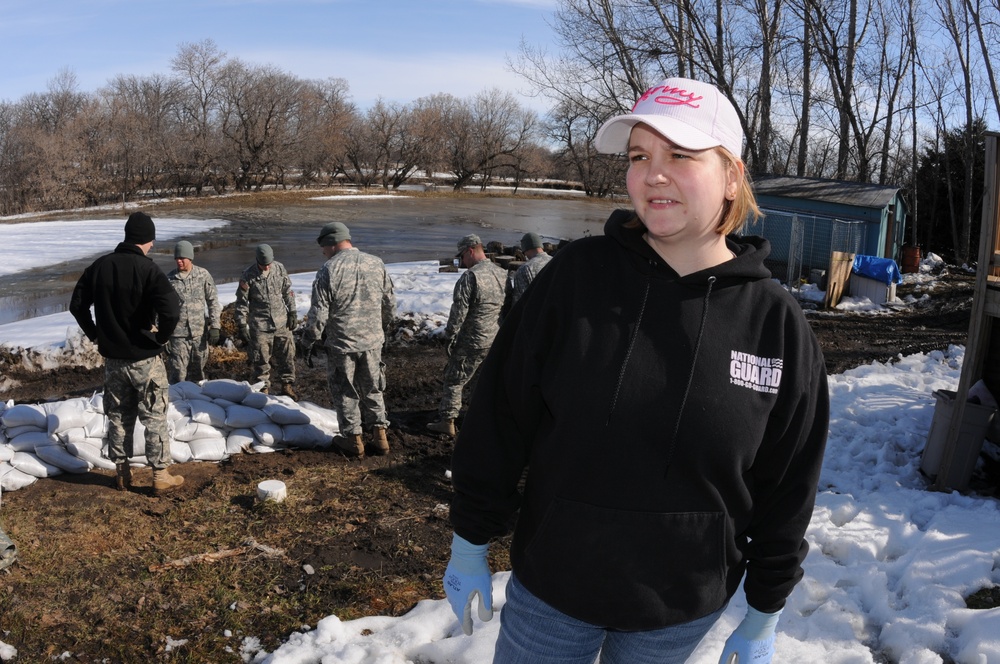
[317,222,351,246]
[520,232,543,251]
[174,241,195,260]
[256,243,274,266]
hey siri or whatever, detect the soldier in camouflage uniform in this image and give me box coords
[510,232,553,306]
[69,211,184,495]
[300,222,396,457]
[428,234,507,436]
[165,240,221,383]
[234,244,297,397]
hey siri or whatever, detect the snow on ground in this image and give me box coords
[0,221,998,663]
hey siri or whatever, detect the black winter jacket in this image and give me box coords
[70,242,181,361]
[450,210,829,631]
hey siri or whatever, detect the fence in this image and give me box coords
[751,209,881,287]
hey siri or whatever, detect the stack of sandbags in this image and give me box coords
[0,380,342,493]
[1,403,60,492]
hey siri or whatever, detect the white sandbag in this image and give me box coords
[5,424,47,439]
[89,391,105,414]
[201,379,252,402]
[35,443,92,473]
[128,454,148,466]
[83,413,107,438]
[11,451,63,478]
[297,401,341,432]
[57,427,88,446]
[225,404,271,429]
[172,419,225,442]
[263,402,311,425]
[211,397,238,409]
[1,404,46,428]
[241,391,271,409]
[281,424,333,448]
[171,441,193,463]
[168,400,191,420]
[0,462,37,491]
[0,443,13,462]
[84,436,107,449]
[249,443,279,454]
[8,430,57,452]
[169,381,206,401]
[226,429,255,455]
[45,398,94,434]
[130,425,147,458]
[188,437,227,461]
[0,429,5,445]
[252,422,284,447]
[190,400,227,428]
[66,441,116,470]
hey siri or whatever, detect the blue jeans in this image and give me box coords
[493,573,724,664]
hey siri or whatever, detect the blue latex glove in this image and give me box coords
[443,533,494,635]
[718,606,783,664]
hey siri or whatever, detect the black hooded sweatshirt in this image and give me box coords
[70,242,181,361]
[450,210,829,631]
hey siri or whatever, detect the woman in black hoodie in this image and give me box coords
[443,77,829,664]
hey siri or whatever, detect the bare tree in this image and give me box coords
[170,39,227,194]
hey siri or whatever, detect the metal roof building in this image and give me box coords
[749,175,909,282]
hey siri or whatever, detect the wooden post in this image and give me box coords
[932,133,1000,491]
[824,251,855,309]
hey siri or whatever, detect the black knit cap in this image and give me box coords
[124,212,156,244]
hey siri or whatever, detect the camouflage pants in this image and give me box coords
[103,355,172,469]
[437,346,490,420]
[249,330,295,392]
[165,333,207,383]
[326,349,388,435]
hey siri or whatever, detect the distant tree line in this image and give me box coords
[0,40,553,218]
[3,0,1000,264]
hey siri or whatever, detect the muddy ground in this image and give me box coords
[0,199,987,662]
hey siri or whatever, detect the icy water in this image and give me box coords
[0,194,624,325]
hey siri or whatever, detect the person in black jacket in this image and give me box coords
[443,78,829,664]
[69,212,184,495]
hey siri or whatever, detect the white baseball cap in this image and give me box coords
[594,77,743,158]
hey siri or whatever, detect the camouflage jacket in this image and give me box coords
[234,261,295,333]
[302,248,396,354]
[510,252,552,305]
[445,258,506,350]
[167,264,221,338]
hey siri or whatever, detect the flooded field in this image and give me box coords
[0,192,623,325]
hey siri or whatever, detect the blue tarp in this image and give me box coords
[853,255,903,285]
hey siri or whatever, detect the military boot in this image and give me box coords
[152,467,185,495]
[333,433,365,458]
[371,427,390,455]
[427,419,456,436]
[115,462,132,492]
[280,383,297,400]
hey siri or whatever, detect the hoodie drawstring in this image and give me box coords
[606,266,652,426]
[662,275,716,473]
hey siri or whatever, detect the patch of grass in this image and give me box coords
[966,585,1000,609]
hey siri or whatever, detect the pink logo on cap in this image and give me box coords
[632,85,704,112]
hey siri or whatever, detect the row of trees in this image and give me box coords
[0,40,546,217]
[2,0,1000,262]
[517,0,1000,262]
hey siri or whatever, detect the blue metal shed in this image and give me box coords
[749,175,909,278]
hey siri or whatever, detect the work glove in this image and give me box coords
[207,328,220,346]
[443,533,493,636]
[718,606,782,664]
[239,325,251,344]
[287,312,297,330]
[296,337,316,367]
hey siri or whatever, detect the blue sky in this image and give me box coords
[0,0,559,112]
